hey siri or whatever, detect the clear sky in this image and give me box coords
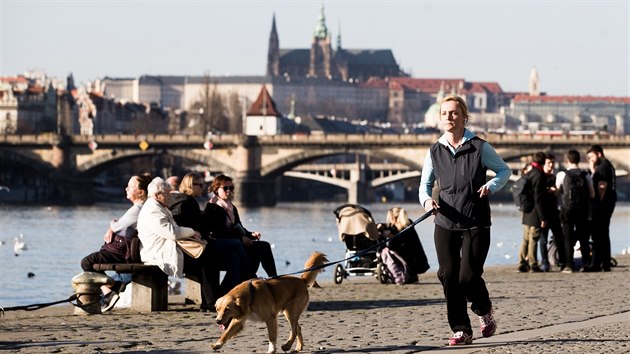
[1,0,628,96]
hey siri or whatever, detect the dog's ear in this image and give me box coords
[233,297,243,315]
[215,296,224,309]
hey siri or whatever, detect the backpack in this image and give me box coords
[562,169,588,215]
[512,173,534,213]
[380,246,411,285]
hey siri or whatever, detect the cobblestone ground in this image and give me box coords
[1,255,628,353]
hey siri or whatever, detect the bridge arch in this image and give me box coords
[0,149,54,174]
[261,148,421,178]
[76,149,235,177]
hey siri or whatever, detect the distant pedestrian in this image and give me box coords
[555,150,594,272]
[584,145,617,272]
[419,95,510,346]
[517,152,548,273]
[539,154,564,271]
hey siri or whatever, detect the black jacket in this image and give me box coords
[203,203,254,241]
[167,193,205,236]
[522,166,548,227]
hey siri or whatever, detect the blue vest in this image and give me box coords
[430,137,491,230]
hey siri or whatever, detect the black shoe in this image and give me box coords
[581,266,601,273]
[529,266,543,273]
[200,305,215,313]
[101,281,125,313]
[517,265,529,273]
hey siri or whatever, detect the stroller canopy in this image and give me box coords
[334,204,380,242]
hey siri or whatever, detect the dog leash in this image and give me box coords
[265,208,436,280]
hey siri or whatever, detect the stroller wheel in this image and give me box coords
[376,263,388,284]
[333,264,344,284]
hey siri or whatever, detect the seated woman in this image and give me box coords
[138,177,245,312]
[377,207,430,284]
[167,173,252,301]
[203,174,278,277]
[80,173,151,312]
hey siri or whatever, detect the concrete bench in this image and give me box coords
[92,263,168,312]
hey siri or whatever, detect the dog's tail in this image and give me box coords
[300,251,328,287]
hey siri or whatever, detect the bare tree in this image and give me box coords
[195,72,227,134]
[226,91,243,134]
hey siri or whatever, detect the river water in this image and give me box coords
[1,202,628,308]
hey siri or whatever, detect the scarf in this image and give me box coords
[531,161,544,172]
[210,195,235,228]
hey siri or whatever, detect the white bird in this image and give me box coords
[13,234,27,256]
[0,185,10,192]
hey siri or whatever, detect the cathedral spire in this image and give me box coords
[267,13,280,76]
[313,4,328,39]
[336,21,342,50]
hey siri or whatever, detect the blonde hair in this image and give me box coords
[179,172,202,196]
[387,207,411,231]
[441,94,469,122]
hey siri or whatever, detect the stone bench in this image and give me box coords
[92,263,168,312]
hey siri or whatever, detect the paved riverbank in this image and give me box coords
[2,255,629,353]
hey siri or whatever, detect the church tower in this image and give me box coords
[309,4,334,79]
[267,14,280,77]
[529,66,540,96]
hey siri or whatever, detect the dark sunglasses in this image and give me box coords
[221,186,234,191]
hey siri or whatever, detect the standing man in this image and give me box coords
[420,95,510,346]
[539,154,564,272]
[517,152,548,273]
[584,145,617,272]
[555,150,594,272]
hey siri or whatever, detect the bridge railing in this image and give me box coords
[2,132,629,147]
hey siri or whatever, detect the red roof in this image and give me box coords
[390,77,465,93]
[514,95,630,104]
[27,85,44,94]
[359,78,389,89]
[247,85,281,116]
[0,76,28,84]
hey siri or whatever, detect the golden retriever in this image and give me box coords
[212,251,328,353]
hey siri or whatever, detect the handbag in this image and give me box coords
[176,238,208,259]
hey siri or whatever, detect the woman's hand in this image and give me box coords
[242,236,254,247]
[423,199,439,213]
[251,231,261,240]
[477,185,491,198]
[103,228,114,243]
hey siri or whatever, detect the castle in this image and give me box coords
[266,5,405,83]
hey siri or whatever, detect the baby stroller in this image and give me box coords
[332,204,388,284]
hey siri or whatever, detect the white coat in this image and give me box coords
[137,197,195,277]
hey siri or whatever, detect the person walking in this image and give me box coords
[517,152,548,273]
[584,145,617,272]
[555,150,594,272]
[419,95,510,346]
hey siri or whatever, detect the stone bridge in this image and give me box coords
[1,133,628,205]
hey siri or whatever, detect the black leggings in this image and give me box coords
[81,249,126,272]
[434,224,492,334]
[245,241,277,277]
